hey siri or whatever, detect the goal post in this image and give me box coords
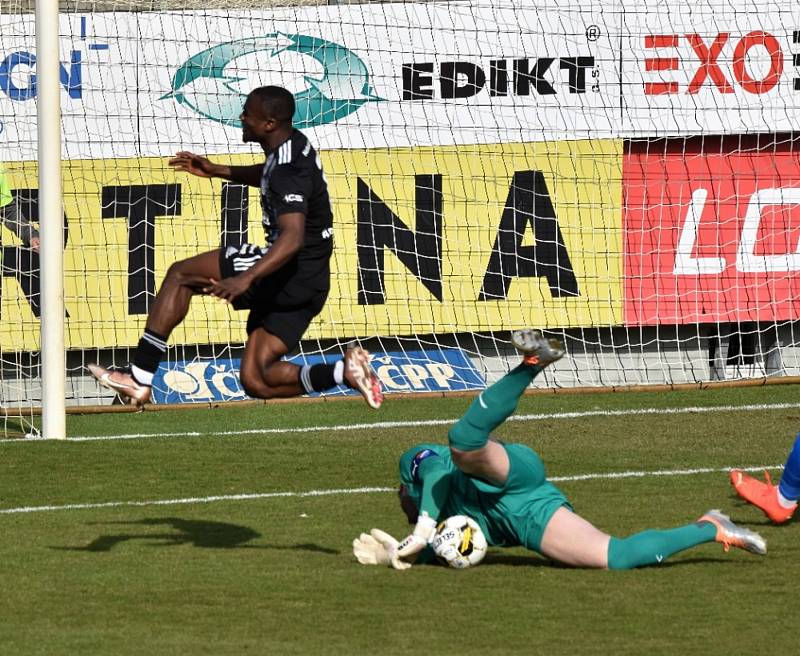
[36,0,65,440]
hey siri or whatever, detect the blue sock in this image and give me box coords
[778,433,800,501]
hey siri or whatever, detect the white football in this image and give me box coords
[431,515,488,569]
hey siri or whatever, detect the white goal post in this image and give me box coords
[36,0,65,439]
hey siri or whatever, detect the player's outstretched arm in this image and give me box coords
[392,456,454,564]
[168,152,262,186]
[168,152,220,178]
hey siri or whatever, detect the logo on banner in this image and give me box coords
[623,147,800,325]
[155,360,248,404]
[0,16,109,101]
[402,56,598,100]
[151,349,484,404]
[642,31,799,95]
[163,34,382,128]
[674,187,800,275]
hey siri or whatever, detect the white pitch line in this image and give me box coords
[0,464,782,516]
[3,401,800,445]
[0,486,395,515]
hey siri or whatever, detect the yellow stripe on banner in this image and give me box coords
[0,140,622,351]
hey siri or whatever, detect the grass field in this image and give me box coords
[2,385,800,655]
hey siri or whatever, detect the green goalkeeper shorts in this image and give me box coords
[467,443,572,552]
[518,481,572,552]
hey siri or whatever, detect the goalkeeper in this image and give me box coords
[354,329,767,570]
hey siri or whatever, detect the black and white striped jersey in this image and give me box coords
[259,129,334,278]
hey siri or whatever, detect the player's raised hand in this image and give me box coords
[169,151,217,178]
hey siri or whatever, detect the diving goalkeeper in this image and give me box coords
[354,329,767,570]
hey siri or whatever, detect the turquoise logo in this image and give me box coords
[162,33,381,128]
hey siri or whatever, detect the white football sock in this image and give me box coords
[777,488,797,509]
[333,359,344,385]
[130,364,154,387]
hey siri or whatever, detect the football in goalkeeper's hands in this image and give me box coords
[432,515,487,569]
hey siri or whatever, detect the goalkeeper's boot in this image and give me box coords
[511,329,565,367]
[87,364,152,406]
[730,469,796,524]
[697,509,767,555]
[344,346,383,409]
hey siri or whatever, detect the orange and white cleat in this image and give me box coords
[343,346,383,409]
[730,469,796,524]
[511,329,565,367]
[698,509,766,555]
[87,364,152,406]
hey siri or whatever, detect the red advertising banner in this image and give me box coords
[624,138,800,325]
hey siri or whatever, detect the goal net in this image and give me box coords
[1,0,799,423]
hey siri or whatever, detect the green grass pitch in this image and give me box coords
[2,385,800,655]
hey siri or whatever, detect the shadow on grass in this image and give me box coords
[52,516,339,555]
[656,556,755,567]
[482,553,746,568]
[482,553,563,568]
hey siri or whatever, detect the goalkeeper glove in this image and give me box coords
[352,529,412,570]
[395,511,437,561]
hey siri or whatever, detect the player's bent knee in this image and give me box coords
[448,423,495,475]
[448,422,489,452]
[174,262,204,287]
[239,366,268,400]
[450,445,486,475]
[164,260,187,280]
[161,263,193,290]
[239,377,262,400]
[240,363,288,400]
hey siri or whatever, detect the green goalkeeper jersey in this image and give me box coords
[399,443,570,552]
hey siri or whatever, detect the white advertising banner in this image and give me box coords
[621,1,800,137]
[0,0,798,160]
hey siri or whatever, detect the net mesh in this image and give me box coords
[1,0,799,422]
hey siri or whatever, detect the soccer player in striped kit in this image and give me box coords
[89,86,382,409]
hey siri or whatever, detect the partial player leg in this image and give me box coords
[778,433,800,511]
[239,328,304,398]
[88,249,222,404]
[541,507,766,569]
[448,329,564,484]
[608,509,765,569]
[239,328,382,407]
[730,432,800,524]
[539,507,611,567]
[144,249,223,336]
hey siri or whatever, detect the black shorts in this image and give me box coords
[219,244,329,352]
